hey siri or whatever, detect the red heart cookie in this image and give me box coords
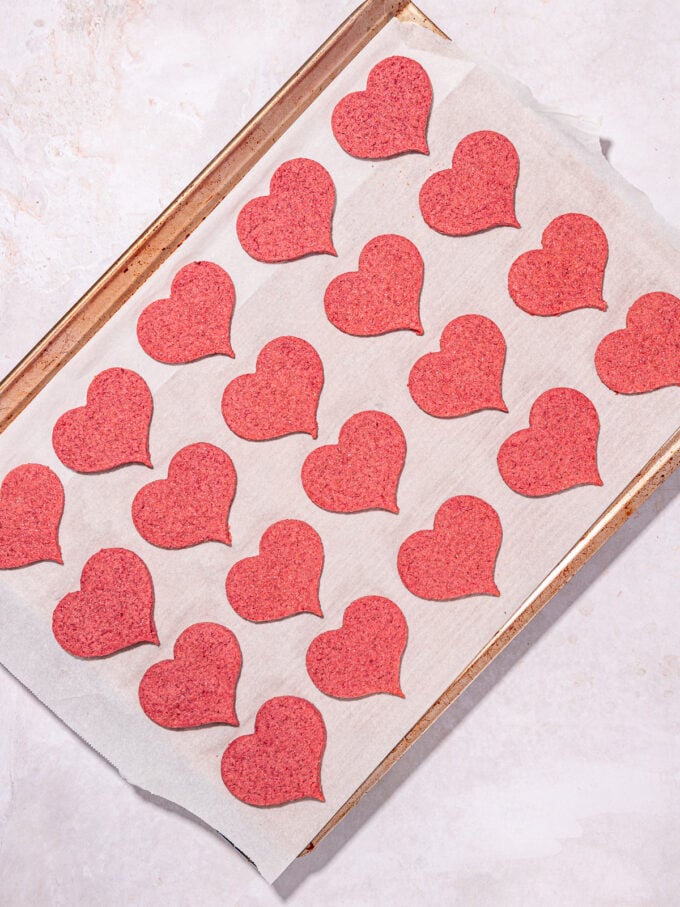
[398,495,502,601]
[226,519,324,622]
[221,337,324,441]
[52,548,158,658]
[132,442,236,548]
[508,213,608,316]
[52,368,153,473]
[419,131,520,236]
[331,55,432,159]
[221,696,326,806]
[497,387,602,496]
[408,314,508,417]
[236,158,336,263]
[139,622,241,728]
[595,292,680,394]
[306,596,407,699]
[324,234,424,336]
[301,410,406,514]
[0,464,64,569]
[137,261,235,363]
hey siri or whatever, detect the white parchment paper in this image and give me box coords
[1,21,680,882]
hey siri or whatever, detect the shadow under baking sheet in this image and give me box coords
[271,461,680,898]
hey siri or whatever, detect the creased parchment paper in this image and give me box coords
[1,20,680,883]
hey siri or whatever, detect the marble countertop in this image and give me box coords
[1,2,679,904]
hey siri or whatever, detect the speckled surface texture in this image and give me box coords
[138,622,242,729]
[301,411,407,514]
[221,696,327,807]
[51,367,153,472]
[221,337,324,440]
[1,1,679,903]
[53,547,158,657]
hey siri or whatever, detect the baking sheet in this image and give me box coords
[1,19,680,883]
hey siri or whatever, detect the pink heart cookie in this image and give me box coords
[236,158,336,262]
[226,520,324,622]
[331,55,432,159]
[595,292,680,393]
[132,442,236,548]
[508,213,608,316]
[497,387,603,496]
[52,368,153,473]
[53,548,158,658]
[306,596,408,698]
[222,337,324,441]
[139,623,242,728]
[137,261,236,363]
[398,495,502,601]
[221,696,326,806]
[302,411,406,514]
[0,464,64,569]
[420,131,520,236]
[408,314,507,417]
[324,234,424,336]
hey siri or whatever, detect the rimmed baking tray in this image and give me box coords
[2,0,679,866]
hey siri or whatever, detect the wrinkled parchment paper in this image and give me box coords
[1,20,680,882]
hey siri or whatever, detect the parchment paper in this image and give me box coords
[1,20,680,883]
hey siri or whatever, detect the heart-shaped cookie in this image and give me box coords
[221,336,324,441]
[595,292,680,393]
[419,131,520,236]
[137,261,235,363]
[301,410,406,514]
[306,596,407,699]
[324,234,424,336]
[497,387,602,496]
[52,548,158,658]
[508,213,608,316]
[226,519,324,622]
[398,495,502,601]
[331,55,432,159]
[52,368,153,473]
[408,314,508,417]
[236,158,336,262]
[221,696,326,806]
[138,622,242,728]
[132,442,236,548]
[0,464,64,569]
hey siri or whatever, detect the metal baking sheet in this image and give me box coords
[1,0,679,882]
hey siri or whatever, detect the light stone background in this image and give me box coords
[1,1,679,904]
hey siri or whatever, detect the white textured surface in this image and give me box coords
[0,1,679,903]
